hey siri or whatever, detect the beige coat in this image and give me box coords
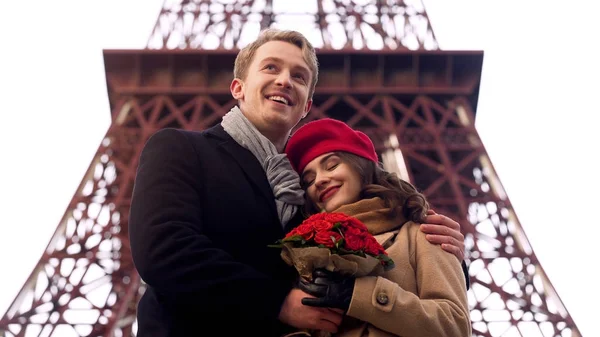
[334,199,471,337]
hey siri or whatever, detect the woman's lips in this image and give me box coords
[320,186,340,202]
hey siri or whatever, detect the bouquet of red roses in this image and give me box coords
[270,212,394,282]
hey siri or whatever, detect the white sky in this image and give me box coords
[0,1,598,336]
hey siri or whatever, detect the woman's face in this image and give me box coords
[301,152,362,212]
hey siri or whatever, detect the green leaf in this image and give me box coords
[334,237,345,249]
[383,260,395,271]
[377,254,395,270]
[283,235,304,242]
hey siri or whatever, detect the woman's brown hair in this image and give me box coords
[304,152,430,223]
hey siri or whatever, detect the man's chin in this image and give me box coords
[265,115,297,129]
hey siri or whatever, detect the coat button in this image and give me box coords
[376,293,389,305]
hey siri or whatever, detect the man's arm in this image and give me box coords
[128,128,290,323]
[419,209,470,289]
[420,210,465,260]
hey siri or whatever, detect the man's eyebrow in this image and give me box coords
[259,56,284,65]
[260,57,310,76]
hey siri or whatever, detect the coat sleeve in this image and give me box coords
[346,226,471,336]
[128,128,290,323]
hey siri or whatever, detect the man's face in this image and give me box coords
[230,41,313,139]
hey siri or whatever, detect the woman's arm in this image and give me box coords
[347,226,471,336]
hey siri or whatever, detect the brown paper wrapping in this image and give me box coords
[280,243,384,281]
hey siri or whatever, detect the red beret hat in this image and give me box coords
[285,118,379,173]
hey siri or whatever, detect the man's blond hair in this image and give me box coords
[234,29,319,98]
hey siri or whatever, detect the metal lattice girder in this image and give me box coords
[147,0,438,50]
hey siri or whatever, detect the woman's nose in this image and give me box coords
[315,174,330,189]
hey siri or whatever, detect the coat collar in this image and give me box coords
[206,124,279,220]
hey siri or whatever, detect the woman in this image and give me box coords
[284,118,471,337]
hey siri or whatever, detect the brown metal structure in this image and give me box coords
[0,1,580,337]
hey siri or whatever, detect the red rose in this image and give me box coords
[284,227,297,238]
[324,213,353,223]
[344,234,365,251]
[314,230,342,248]
[294,223,315,241]
[306,213,328,221]
[312,220,334,232]
[343,226,366,251]
[364,236,386,256]
[347,217,369,232]
[342,225,365,237]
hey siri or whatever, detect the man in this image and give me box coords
[128,28,467,336]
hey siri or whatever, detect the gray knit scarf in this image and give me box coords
[221,106,304,226]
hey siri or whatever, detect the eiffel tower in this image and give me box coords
[0,1,581,336]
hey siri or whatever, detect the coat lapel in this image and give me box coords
[207,125,279,219]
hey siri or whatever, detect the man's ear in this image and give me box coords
[302,98,313,119]
[230,78,244,100]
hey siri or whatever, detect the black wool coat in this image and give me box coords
[129,125,301,336]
